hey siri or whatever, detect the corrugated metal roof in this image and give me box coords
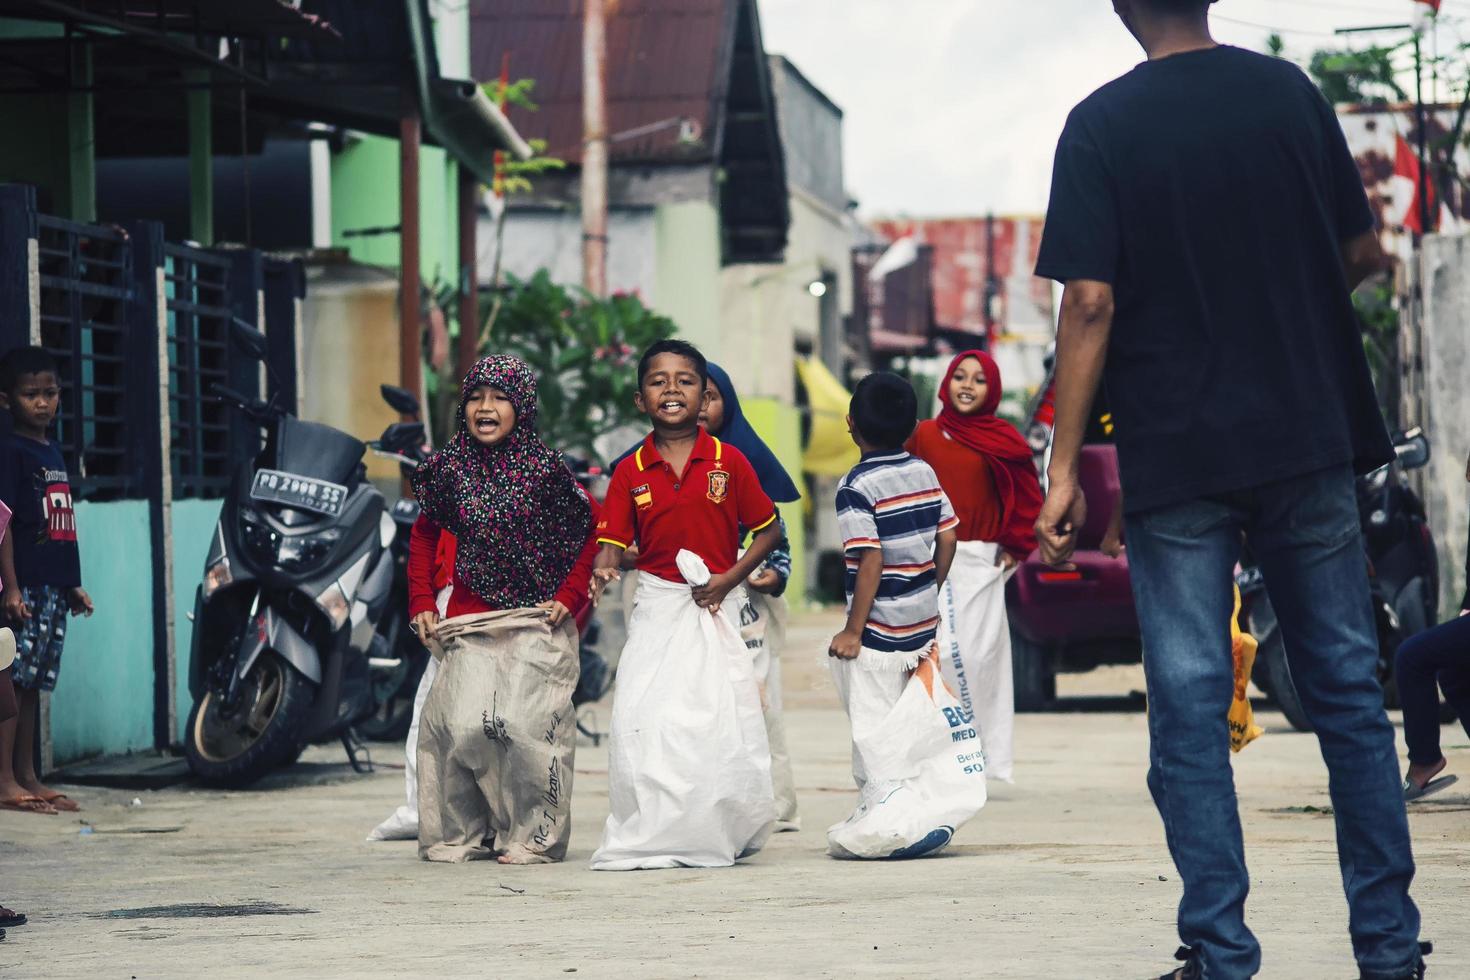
[469,0,730,164]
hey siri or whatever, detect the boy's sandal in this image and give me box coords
[38,792,79,812]
[0,795,56,815]
[0,908,25,928]
[1157,946,1203,980]
[1403,774,1456,803]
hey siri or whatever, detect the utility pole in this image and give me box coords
[582,0,609,298]
[982,213,999,349]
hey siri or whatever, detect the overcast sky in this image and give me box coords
[759,0,1469,217]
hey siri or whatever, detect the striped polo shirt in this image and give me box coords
[836,450,959,653]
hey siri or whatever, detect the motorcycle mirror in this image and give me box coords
[378,420,425,451]
[228,318,270,362]
[380,384,421,418]
[1395,431,1430,471]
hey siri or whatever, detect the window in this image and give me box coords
[164,243,236,499]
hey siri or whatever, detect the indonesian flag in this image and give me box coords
[1390,134,1437,234]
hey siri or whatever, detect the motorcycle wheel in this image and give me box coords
[185,652,314,788]
[1010,627,1056,712]
[357,648,427,743]
[1261,632,1315,733]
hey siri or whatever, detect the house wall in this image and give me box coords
[487,208,659,298]
[48,501,156,763]
[330,135,459,287]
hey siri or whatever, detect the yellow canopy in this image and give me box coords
[796,357,860,478]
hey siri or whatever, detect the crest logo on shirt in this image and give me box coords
[706,469,730,504]
[631,483,653,509]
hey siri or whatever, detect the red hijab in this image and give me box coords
[935,350,1042,557]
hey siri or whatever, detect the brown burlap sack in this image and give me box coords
[417,608,579,864]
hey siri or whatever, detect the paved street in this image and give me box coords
[3,610,1467,979]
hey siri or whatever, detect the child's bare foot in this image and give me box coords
[496,845,554,865]
[16,778,79,812]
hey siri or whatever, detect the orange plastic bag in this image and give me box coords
[1229,587,1264,752]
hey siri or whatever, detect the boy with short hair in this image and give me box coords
[588,339,782,869]
[0,346,93,816]
[828,371,958,663]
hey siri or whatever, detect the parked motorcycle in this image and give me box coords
[184,322,412,786]
[354,384,434,742]
[1238,428,1438,732]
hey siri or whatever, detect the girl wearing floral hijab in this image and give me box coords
[405,355,599,864]
[906,350,1042,783]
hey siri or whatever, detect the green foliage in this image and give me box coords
[1265,34,1285,59]
[480,80,566,194]
[1355,282,1401,427]
[1308,45,1410,106]
[472,271,677,463]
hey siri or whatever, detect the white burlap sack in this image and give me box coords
[937,540,1018,783]
[739,589,800,831]
[417,608,579,863]
[591,550,775,870]
[828,645,987,860]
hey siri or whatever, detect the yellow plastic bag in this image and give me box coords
[1229,586,1264,753]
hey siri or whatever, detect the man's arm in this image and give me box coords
[589,543,625,603]
[934,527,957,590]
[1036,279,1115,568]
[0,528,25,623]
[829,548,882,660]
[692,520,780,612]
[1342,230,1385,292]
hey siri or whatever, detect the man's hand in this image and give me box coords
[1036,479,1087,569]
[828,628,862,660]
[747,567,781,594]
[68,587,94,617]
[411,610,440,646]
[996,550,1020,571]
[2,588,28,624]
[589,566,620,605]
[538,600,572,628]
[619,545,641,571]
[691,571,738,614]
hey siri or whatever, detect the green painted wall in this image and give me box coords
[171,498,224,744]
[330,134,458,283]
[653,201,722,346]
[744,397,807,612]
[49,501,156,764]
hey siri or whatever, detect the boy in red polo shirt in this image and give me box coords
[588,339,782,869]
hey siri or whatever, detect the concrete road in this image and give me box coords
[2,610,1466,979]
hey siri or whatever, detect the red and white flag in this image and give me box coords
[1390,134,1437,234]
[1413,0,1441,29]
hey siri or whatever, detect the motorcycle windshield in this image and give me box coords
[268,417,366,486]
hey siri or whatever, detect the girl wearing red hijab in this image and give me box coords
[906,350,1042,783]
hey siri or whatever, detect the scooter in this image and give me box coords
[1238,428,1439,732]
[355,385,434,742]
[184,321,407,787]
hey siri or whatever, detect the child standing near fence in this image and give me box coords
[588,340,781,870]
[0,346,92,817]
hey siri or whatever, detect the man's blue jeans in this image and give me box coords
[1124,465,1420,979]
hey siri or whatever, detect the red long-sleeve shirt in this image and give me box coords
[406,502,601,620]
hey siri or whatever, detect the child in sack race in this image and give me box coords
[588,340,782,870]
[407,355,600,865]
[906,350,1042,783]
[826,372,988,860]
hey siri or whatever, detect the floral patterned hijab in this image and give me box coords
[411,355,592,609]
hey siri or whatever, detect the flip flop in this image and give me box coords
[0,910,25,928]
[1403,774,1458,802]
[0,795,57,815]
[38,792,80,812]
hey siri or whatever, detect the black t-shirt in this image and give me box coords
[1035,45,1393,513]
[0,434,82,588]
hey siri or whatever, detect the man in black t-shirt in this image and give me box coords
[1033,3,1424,979]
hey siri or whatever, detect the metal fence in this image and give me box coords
[34,214,137,500]
[164,242,236,499]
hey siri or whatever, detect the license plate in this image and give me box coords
[249,469,348,517]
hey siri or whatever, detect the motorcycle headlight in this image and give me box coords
[277,528,343,572]
[238,508,279,567]
[203,555,233,598]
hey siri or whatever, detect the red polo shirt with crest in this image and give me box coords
[598,427,777,583]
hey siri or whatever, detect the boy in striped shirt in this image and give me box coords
[828,372,959,662]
